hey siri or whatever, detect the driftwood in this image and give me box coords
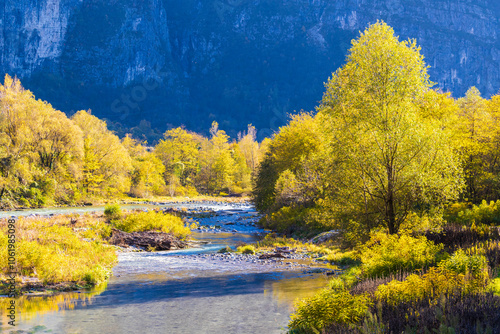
[108,228,187,251]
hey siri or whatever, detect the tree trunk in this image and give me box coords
[387,165,397,234]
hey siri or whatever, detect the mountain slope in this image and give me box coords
[1,0,499,138]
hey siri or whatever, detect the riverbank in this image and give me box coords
[1,195,251,212]
[0,206,194,296]
[0,203,338,298]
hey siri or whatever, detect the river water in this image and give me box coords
[1,203,329,334]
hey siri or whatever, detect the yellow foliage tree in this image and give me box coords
[71,110,132,197]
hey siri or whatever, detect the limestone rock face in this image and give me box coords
[1,0,499,135]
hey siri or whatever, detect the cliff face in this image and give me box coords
[1,0,499,137]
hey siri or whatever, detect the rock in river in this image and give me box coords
[108,228,187,251]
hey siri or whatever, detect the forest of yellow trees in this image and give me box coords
[0,75,267,209]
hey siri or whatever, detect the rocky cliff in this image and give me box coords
[1,0,499,138]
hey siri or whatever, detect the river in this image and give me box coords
[1,202,329,334]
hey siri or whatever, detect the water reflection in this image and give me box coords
[0,283,107,324]
[5,271,329,333]
[264,275,330,311]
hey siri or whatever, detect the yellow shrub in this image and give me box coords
[360,232,443,278]
[488,278,500,296]
[113,211,191,238]
[289,288,372,332]
[375,265,488,306]
[0,218,117,285]
[323,250,360,266]
[237,245,256,254]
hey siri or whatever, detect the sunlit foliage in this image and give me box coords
[0,216,117,285]
[112,210,192,239]
[0,76,261,207]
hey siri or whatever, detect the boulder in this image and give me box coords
[258,253,285,260]
[310,230,340,245]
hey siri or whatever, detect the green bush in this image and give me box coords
[259,205,306,234]
[217,246,232,253]
[104,204,122,222]
[259,205,328,238]
[360,232,443,278]
[113,211,191,238]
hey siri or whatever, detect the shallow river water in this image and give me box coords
[1,203,329,334]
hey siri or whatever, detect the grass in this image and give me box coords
[254,234,336,256]
[0,215,117,288]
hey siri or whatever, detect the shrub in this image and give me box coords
[255,234,303,249]
[259,205,307,235]
[375,262,488,308]
[237,245,256,254]
[375,267,461,306]
[323,250,361,266]
[445,200,500,226]
[439,249,487,278]
[113,211,191,239]
[217,246,232,253]
[289,287,372,333]
[488,277,500,296]
[104,204,122,222]
[360,232,443,278]
[259,205,328,238]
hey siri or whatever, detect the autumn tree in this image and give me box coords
[253,112,325,212]
[0,75,83,206]
[123,136,166,197]
[72,110,132,197]
[237,125,260,173]
[230,142,252,194]
[454,87,492,202]
[154,127,201,196]
[319,21,463,234]
[197,122,236,194]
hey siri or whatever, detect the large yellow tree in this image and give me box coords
[71,110,132,196]
[319,22,463,234]
[0,75,83,206]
